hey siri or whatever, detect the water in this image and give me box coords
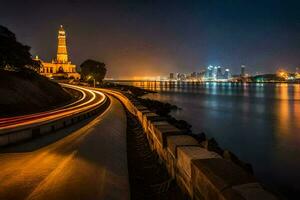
[118,81,300,198]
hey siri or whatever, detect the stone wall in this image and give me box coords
[106,89,278,200]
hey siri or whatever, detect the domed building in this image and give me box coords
[37,25,80,79]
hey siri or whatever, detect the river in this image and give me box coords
[117,81,300,199]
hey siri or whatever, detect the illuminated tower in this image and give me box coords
[57,25,68,63]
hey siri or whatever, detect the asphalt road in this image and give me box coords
[0,95,130,200]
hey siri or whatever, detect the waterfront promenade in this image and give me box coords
[0,96,130,200]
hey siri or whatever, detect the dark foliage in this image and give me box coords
[80,59,107,82]
[0,25,40,71]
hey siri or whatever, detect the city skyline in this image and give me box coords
[2,0,300,79]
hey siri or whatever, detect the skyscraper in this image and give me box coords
[213,66,218,80]
[216,66,223,79]
[205,66,213,80]
[224,68,231,79]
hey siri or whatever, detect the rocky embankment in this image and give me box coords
[111,84,253,174]
[126,110,188,199]
[0,70,74,117]
[105,84,279,199]
[135,96,254,174]
[102,83,256,172]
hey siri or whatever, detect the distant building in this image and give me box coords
[169,73,174,80]
[241,65,246,77]
[191,72,197,79]
[177,73,186,81]
[205,66,213,80]
[224,68,231,79]
[197,71,205,80]
[36,25,80,79]
[216,66,223,79]
[212,66,218,79]
[204,65,232,81]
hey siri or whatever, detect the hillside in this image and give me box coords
[0,70,73,117]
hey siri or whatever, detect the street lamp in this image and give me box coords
[87,75,96,88]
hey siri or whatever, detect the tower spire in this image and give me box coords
[57,25,68,63]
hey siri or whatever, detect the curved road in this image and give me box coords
[0,84,106,131]
[0,85,130,200]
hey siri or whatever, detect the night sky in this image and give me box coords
[2,0,300,78]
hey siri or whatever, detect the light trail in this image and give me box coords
[0,84,107,132]
[0,85,87,124]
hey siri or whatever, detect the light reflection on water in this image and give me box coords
[117,81,300,198]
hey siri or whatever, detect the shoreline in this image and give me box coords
[106,86,280,199]
[122,83,296,199]
[104,83,254,173]
[106,80,300,84]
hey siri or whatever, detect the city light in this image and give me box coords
[277,70,288,80]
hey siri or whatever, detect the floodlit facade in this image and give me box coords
[37,25,80,79]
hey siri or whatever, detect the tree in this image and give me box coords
[0,25,41,71]
[80,59,107,82]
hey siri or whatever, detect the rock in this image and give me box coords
[223,150,254,174]
[194,132,206,143]
[201,138,224,155]
[190,132,206,143]
[169,119,192,132]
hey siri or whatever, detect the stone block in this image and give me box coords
[147,121,169,138]
[167,135,200,158]
[191,158,257,200]
[231,183,278,200]
[152,123,184,147]
[178,147,221,179]
[142,112,159,130]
